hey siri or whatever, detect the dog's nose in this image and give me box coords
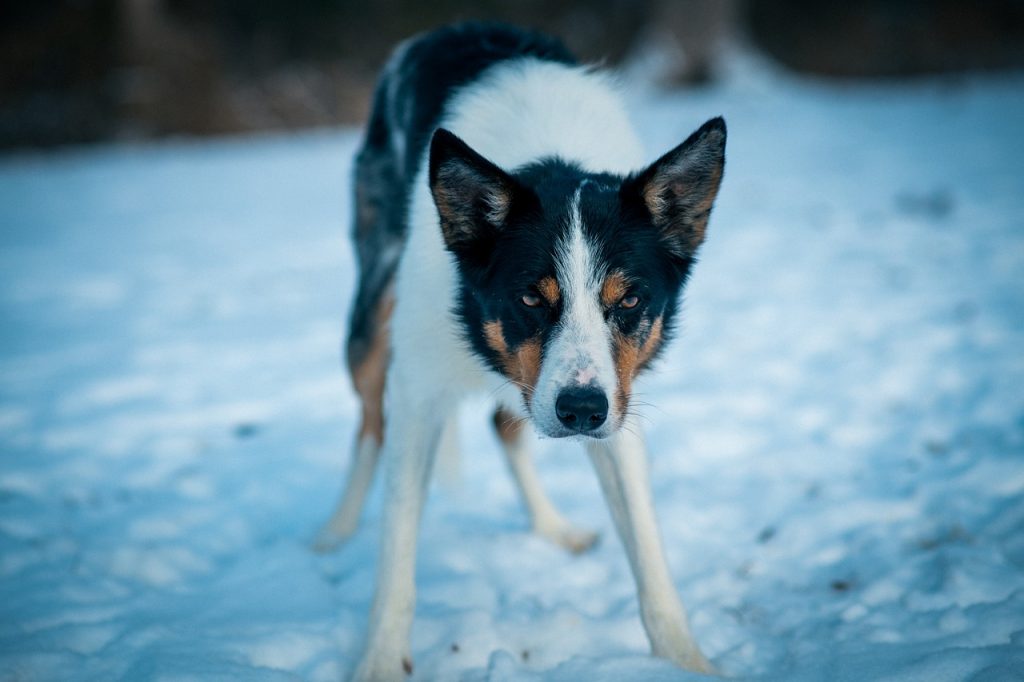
[555,387,608,432]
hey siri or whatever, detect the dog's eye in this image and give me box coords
[521,294,543,308]
[620,295,640,309]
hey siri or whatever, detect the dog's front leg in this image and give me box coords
[350,404,443,682]
[586,425,715,674]
[493,407,598,553]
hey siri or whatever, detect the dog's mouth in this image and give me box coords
[532,422,619,440]
[547,428,616,441]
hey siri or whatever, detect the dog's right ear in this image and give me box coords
[429,129,522,258]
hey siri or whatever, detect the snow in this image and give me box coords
[2,53,1023,681]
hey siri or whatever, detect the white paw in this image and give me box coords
[685,652,718,676]
[348,653,413,682]
[658,642,718,676]
[537,523,600,555]
[311,522,356,554]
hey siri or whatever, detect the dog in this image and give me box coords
[314,23,726,681]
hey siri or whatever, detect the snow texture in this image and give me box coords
[1,53,1023,681]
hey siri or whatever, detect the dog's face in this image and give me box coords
[429,118,726,438]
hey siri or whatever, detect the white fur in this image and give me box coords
[442,60,644,173]
[531,186,619,438]
[350,59,708,681]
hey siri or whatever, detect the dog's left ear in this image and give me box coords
[429,128,525,259]
[625,117,726,260]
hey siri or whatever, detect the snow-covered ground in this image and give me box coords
[1,54,1023,681]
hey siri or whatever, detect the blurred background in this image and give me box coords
[2,3,1024,680]
[3,0,1024,150]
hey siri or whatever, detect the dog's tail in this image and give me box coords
[434,413,462,489]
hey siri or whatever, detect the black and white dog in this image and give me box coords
[315,23,726,681]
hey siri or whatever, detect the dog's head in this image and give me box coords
[429,118,726,438]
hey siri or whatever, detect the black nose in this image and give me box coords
[555,387,608,432]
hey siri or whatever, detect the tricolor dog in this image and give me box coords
[315,23,726,681]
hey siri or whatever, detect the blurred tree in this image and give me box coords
[746,0,1024,77]
[0,0,119,146]
[4,0,1022,149]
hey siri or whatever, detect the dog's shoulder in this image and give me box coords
[380,22,576,178]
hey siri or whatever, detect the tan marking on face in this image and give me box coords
[483,320,543,403]
[484,320,508,356]
[350,292,395,442]
[601,270,630,307]
[612,316,664,416]
[515,340,542,400]
[537,276,560,306]
[492,407,524,445]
